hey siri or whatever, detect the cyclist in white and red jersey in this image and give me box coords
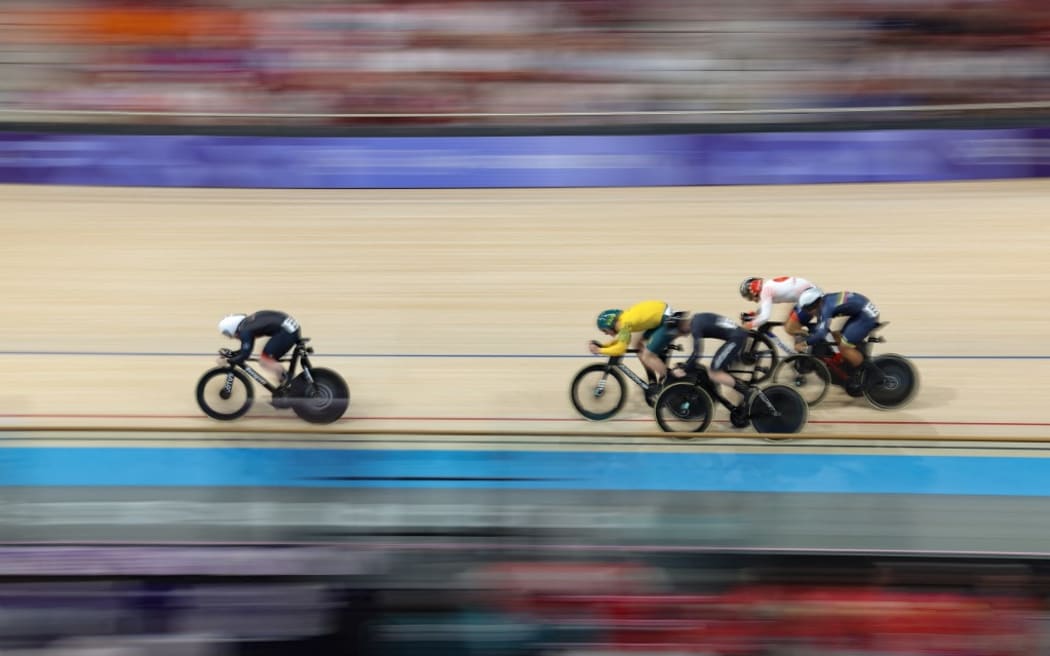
[739,276,816,337]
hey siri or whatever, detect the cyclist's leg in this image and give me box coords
[641,325,674,382]
[629,331,656,383]
[840,316,881,386]
[261,331,297,383]
[710,334,750,403]
[839,317,874,368]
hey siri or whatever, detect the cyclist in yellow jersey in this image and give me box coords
[588,300,684,386]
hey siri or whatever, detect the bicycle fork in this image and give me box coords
[592,367,619,398]
[220,371,237,400]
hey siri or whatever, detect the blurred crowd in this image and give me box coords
[1,0,1049,126]
[2,554,1049,655]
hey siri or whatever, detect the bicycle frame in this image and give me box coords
[225,340,316,393]
[679,364,782,421]
[757,322,797,356]
[766,320,888,385]
[602,347,670,395]
[607,358,654,393]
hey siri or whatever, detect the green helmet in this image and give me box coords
[596,309,621,332]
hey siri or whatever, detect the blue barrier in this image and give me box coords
[3,446,1050,496]
[1,128,1046,188]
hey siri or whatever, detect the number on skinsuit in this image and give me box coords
[863,302,879,318]
[281,316,300,333]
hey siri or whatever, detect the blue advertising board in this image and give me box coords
[0,128,1043,188]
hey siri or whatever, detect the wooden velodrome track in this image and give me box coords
[2,180,1048,445]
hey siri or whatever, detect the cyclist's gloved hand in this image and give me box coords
[218,348,234,358]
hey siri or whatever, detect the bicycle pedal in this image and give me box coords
[644,389,660,408]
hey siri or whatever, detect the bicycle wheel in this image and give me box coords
[290,368,350,424]
[196,367,254,420]
[771,355,831,407]
[654,381,714,436]
[570,364,627,421]
[864,354,920,410]
[735,332,778,384]
[749,384,808,434]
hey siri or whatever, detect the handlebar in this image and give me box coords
[591,341,683,355]
[626,344,682,354]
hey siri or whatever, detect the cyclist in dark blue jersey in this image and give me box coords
[794,288,884,393]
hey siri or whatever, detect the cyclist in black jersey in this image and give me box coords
[218,310,301,385]
[671,312,752,401]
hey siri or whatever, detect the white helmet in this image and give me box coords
[218,314,246,338]
[798,287,823,311]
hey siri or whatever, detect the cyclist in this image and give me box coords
[589,300,684,390]
[218,310,301,385]
[794,288,884,393]
[670,312,753,402]
[739,275,816,339]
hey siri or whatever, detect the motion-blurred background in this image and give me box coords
[3,1,1050,655]
[2,0,1049,126]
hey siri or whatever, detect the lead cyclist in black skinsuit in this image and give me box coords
[217,310,302,386]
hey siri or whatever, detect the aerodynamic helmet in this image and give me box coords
[596,309,622,333]
[739,277,762,301]
[798,287,823,312]
[218,314,247,338]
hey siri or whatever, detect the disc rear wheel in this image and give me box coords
[749,384,808,435]
[290,368,350,424]
[864,354,919,410]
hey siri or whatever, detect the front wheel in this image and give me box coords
[289,368,350,424]
[864,354,919,410]
[734,332,778,385]
[570,364,627,421]
[749,384,808,435]
[654,381,715,436]
[771,355,830,407]
[196,367,254,420]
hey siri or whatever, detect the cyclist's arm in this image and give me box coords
[684,333,704,369]
[804,311,831,345]
[597,326,632,357]
[229,335,256,364]
[749,290,775,329]
[785,311,805,336]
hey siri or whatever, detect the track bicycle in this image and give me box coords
[570,343,684,421]
[653,363,808,436]
[195,337,350,424]
[768,321,919,410]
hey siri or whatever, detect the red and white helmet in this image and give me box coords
[739,277,762,301]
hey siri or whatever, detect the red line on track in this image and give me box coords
[1,413,1049,427]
